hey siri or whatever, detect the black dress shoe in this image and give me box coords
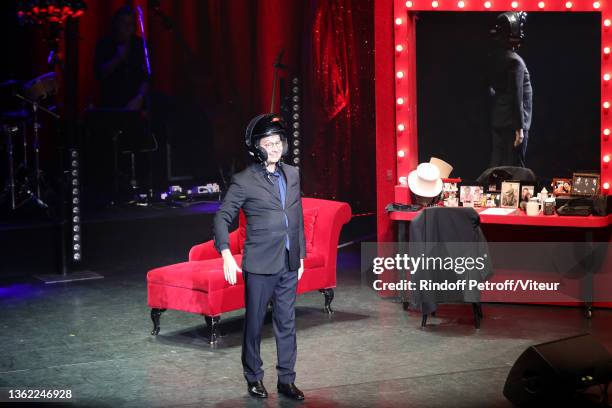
[247,380,268,398]
[277,382,305,400]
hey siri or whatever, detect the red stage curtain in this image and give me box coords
[303,0,375,213]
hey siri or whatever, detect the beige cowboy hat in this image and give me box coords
[429,157,453,179]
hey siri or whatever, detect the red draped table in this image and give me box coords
[389,209,612,317]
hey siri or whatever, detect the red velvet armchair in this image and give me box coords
[147,198,352,343]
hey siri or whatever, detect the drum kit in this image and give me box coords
[0,72,59,212]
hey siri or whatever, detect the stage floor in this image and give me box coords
[1,241,611,407]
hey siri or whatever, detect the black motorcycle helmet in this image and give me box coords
[491,11,527,49]
[245,113,288,163]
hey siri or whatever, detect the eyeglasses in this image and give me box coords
[260,141,283,150]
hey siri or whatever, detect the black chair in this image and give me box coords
[84,109,157,205]
[407,207,493,329]
[120,130,158,201]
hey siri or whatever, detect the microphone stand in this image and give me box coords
[141,5,154,204]
[270,50,288,113]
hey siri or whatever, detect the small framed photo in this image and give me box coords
[520,184,535,202]
[485,193,497,207]
[446,197,459,207]
[571,173,600,196]
[460,185,483,207]
[501,181,520,208]
[441,181,458,199]
[551,178,572,196]
[441,181,459,207]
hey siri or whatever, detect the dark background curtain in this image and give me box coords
[1,0,376,213]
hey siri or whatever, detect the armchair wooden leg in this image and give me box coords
[204,315,221,345]
[150,308,166,335]
[319,289,334,315]
[472,303,482,329]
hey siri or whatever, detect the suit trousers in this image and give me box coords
[490,127,529,168]
[241,250,297,384]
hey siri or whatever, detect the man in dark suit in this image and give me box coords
[213,114,306,400]
[488,11,532,168]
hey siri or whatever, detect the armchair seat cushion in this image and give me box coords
[147,252,326,294]
[147,256,244,293]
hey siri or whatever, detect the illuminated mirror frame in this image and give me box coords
[392,0,612,195]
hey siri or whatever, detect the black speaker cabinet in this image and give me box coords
[504,334,612,406]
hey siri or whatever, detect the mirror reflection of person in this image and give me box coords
[94,5,149,110]
[488,11,532,168]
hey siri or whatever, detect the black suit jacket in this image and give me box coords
[489,48,533,131]
[408,207,493,311]
[213,162,306,275]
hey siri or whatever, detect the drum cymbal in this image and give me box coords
[23,72,58,101]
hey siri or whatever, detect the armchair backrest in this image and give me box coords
[238,198,352,267]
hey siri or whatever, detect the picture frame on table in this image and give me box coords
[441,181,459,206]
[571,172,600,196]
[459,185,483,207]
[520,183,535,202]
[551,178,572,196]
[485,193,498,207]
[501,181,520,208]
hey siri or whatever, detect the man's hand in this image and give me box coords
[222,249,241,285]
[514,129,524,147]
[298,258,304,280]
